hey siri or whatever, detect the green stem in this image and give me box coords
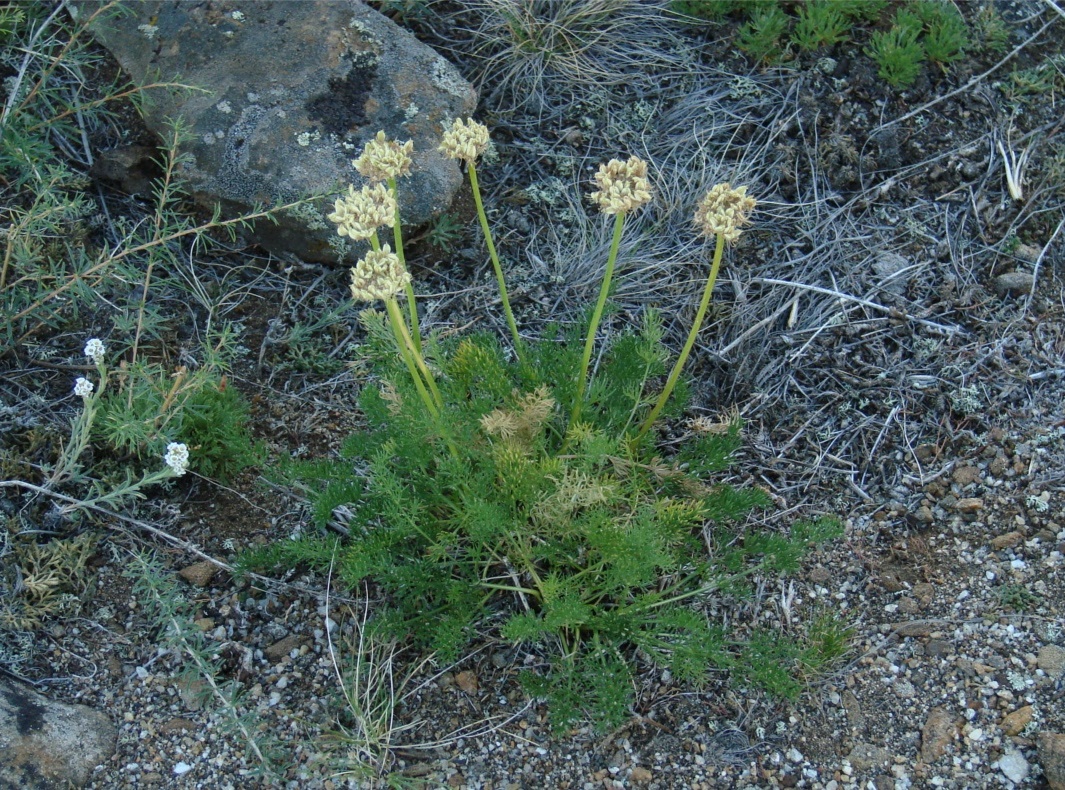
[570,211,626,427]
[637,232,726,441]
[385,298,438,419]
[468,162,522,355]
[387,176,422,356]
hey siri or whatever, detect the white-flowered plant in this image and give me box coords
[73,377,94,399]
[164,442,190,477]
[84,338,106,366]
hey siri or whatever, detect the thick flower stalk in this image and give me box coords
[439,118,522,354]
[571,156,652,427]
[349,246,442,417]
[637,183,756,440]
[352,131,422,353]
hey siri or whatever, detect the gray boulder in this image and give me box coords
[77,0,476,263]
[0,675,117,788]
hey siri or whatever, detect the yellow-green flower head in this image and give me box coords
[589,156,652,215]
[349,244,411,303]
[353,130,413,182]
[327,183,397,240]
[439,117,490,164]
[694,183,757,243]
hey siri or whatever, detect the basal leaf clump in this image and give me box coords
[243,123,843,730]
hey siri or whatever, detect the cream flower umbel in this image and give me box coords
[73,377,94,399]
[439,118,490,165]
[353,131,413,182]
[694,183,757,243]
[589,156,652,215]
[349,245,411,303]
[327,183,397,240]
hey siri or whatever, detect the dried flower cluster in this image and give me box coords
[439,117,490,165]
[353,131,413,182]
[84,338,105,366]
[349,245,411,303]
[164,442,189,476]
[589,156,652,215]
[694,183,757,243]
[480,386,555,445]
[73,377,93,399]
[327,183,397,240]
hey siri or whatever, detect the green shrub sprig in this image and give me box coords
[242,122,843,730]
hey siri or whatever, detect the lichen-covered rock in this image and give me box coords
[0,676,117,788]
[76,0,476,263]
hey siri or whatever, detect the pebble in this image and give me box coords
[1000,705,1034,736]
[921,707,956,762]
[1037,732,1065,790]
[997,749,1029,784]
[992,271,1035,297]
[173,761,192,775]
[1037,644,1065,678]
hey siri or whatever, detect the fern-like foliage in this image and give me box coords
[243,308,841,730]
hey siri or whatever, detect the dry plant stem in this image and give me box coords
[7,197,317,334]
[468,162,522,353]
[387,176,422,355]
[384,298,439,419]
[638,233,726,440]
[571,211,626,427]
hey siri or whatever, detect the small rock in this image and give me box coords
[192,617,215,632]
[447,773,465,788]
[264,634,304,664]
[1001,705,1034,736]
[924,639,952,659]
[921,707,956,762]
[1038,645,1065,679]
[991,531,1025,550]
[842,690,863,728]
[159,717,197,734]
[955,497,983,513]
[894,680,916,698]
[629,766,653,783]
[808,567,831,584]
[894,620,947,638]
[993,271,1035,298]
[178,561,217,587]
[173,761,193,775]
[0,677,118,789]
[952,466,981,485]
[998,750,1029,784]
[846,742,892,771]
[455,670,478,694]
[1038,733,1065,790]
[913,583,935,605]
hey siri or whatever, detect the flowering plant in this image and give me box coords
[248,123,842,729]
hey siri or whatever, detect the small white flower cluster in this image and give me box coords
[84,338,105,366]
[164,442,190,477]
[73,377,94,399]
